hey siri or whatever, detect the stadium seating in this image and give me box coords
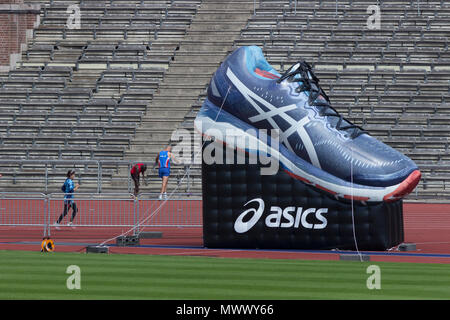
[227,0,450,200]
[0,0,201,191]
[1,0,449,201]
[180,0,450,200]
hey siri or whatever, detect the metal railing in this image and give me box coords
[0,192,49,227]
[0,160,196,194]
[283,0,425,16]
[0,192,203,239]
[1,160,448,200]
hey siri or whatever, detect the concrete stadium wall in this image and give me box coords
[0,0,40,72]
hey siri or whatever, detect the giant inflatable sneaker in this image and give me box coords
[195,46,421,202]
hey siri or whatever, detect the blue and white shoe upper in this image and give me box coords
[195,46,421,202]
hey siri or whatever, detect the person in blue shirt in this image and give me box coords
[55,170,80,229]
[154,146,179,200]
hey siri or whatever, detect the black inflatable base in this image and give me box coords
[202,142,404,251]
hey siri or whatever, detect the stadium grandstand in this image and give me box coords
[0,0,449,202]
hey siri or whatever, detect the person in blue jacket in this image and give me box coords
[55,170,80,228]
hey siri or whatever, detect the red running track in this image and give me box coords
[0,202,449,264]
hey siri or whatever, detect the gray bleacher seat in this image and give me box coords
[4,0,448,198]
[1,0,202,192]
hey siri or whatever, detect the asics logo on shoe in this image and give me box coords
[226,67,322,169]
[234,198,328,233]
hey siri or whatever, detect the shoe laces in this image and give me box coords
[276,61,367,139]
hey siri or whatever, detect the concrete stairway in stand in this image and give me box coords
[110,0,255,193]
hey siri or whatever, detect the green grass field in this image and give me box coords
[0,250,449,300]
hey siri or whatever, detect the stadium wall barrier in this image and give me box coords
[0,160,195,193]
[0,192,203,237]
[0,192,48,228]
[0,161,441,199]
